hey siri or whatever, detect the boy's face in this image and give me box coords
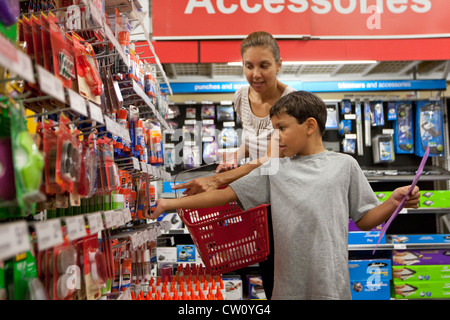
[271,112,309,157]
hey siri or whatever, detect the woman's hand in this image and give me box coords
[171,176,220,196]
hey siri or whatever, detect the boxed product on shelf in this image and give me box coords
[247,275,266,300]
[176,245,196,263]
[393,249,450,266]
[419,190,450,208]
[392,280,450,299]
[222,275,243,300]
[388,234,450,244]
[392,265,450,282]
[350,280,391,300]
[348,231,386,245]
[156,247,177,263]
[349,219,383,232]
[349,259,392,281]
[374,191,392,202]
[157,212,183,230]
[349,259,392,300]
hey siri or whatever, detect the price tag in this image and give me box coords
[0,221,31,261]
[0,33,35,83]
[36,65,65,103]
[393,243,407,250]
[113,209,124,227]
[104,210,115,229]
[65,216,87,241]
[140,162,148,173]
[35,219,64,251]
[88,101,104,124]
[132,157,140,170]
[87,212,104,234]
[67,89,88,116]
[104,116,117,135]
[122,208,132,224]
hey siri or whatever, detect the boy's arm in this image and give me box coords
[355,185,420,231]
[172,156,269,196]
[147,186,238,220]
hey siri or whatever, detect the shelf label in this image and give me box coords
[87,212,104,234]
[104,210,116,229]
[88,101,104,124]
[0,221,31,261]
[35,219,64,251]
[0,33,35,83]
[36,65,66,103]
[65,215,87,241]
[67,89,88,116]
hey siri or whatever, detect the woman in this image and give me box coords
[171,31,296,300]
[174,31,296,194]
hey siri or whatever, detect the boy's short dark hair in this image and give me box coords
[270,91,327,136]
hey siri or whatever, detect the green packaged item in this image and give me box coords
[4,251,39,300]
[9,102,44,215]
[393,265,450,283]
[392,280,450,299]
[419,190,450,208]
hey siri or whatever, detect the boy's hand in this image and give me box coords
[391,185,420,209]
[145,198,167,220]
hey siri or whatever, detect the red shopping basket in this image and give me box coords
[177,202,270,275]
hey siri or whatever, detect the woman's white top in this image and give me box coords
[233,85,296,160]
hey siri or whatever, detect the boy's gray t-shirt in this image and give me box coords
[229,150,379,300]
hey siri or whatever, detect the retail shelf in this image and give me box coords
[348,242,450,251]
[364,166,450,182]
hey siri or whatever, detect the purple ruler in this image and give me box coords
[372,146,430,254]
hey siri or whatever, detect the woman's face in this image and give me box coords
[242,46,281,94]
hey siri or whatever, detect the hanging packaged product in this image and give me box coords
[42,120,62,195]
[55,113,81,194]
[149,122,163,165]
[4,251,42,300]
[77,142,98,198]
[72,32,103,100]
[9,101,44,214]
[134,119,145,153]
[219,127,238,148]
[49,18,75,88]
[97,138,120,195]
[393,102,414,154]
[203,141,218,164]
[0,108,16,203]
[415,100,445,157]
[370,101,385,127]
[372,134,395,164]
[0,0,20,27]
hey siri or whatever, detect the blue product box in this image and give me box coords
[415,100,445,157]
[349,219,383,232]
[388,234,450,244]
[393,101,414,154]
[350,280,391,300]
[348,231,386,245]
[176,245,196,262]
[163,181,186,193]
[349,259,392,281]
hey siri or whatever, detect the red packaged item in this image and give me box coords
[49,18,75,88]
[55,113,81,193]
[72,33,103,97]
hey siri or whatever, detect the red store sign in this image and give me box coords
[152,0,450,40]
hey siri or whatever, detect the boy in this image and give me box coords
[148,91,420,300]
